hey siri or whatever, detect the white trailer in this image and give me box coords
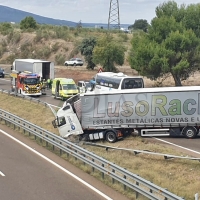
[12,59,54,80]
[52,86,200,142]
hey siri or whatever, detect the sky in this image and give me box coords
[0,0,200,25]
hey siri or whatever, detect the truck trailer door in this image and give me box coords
[42,62,50,80]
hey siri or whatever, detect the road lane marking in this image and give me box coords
[154,138,200,155]
[0,171,5,176]
[0,129,113,200]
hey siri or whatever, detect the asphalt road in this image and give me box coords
[0,125,129,200]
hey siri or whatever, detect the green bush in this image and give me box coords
[0,23,13,35]
[7,31,21,44]
[51,42,60,52]
[55,54,65,65]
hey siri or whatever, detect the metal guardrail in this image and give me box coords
[83,142,200,162]
[0,108,185,200]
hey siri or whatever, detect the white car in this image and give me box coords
[64,58,84,66]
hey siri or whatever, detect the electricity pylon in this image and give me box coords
[108,0,120,30]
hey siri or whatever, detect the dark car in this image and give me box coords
[0,68,5,78]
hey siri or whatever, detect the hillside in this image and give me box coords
[0,5,130,28]
[0,26,132,64]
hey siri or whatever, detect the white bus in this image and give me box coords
[94,72,144,92]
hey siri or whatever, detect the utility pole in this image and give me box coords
[108,0,120,30]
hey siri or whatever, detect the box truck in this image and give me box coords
[12,59,54,80]
[11,59,54,95]
[52,86,200,142]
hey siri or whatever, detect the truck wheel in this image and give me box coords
[106,131,117,143]
[183,126,197,138]
[65,63,68,66]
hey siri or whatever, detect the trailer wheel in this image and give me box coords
[106,131,117,143]
[183,126,197,138]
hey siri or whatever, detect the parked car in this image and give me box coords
[64,58,84,66]
[0,67,5,78]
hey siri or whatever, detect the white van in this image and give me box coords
[77,81,93,93]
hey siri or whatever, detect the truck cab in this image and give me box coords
[52,103,83,138]
[10,70,42,96]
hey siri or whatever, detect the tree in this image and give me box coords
[79,37,97,70]
[93,35,126,72]
[0,23,13,35]
[20,16,37,30]
[128,19,149,32]
[129,1,200,86]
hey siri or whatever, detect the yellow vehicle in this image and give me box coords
[52,78,78,100]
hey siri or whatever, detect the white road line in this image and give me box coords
[0,171,5,176]
[154,137,200,155]
[0,129,112,200]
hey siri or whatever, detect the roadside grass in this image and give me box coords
[0,93,200,199]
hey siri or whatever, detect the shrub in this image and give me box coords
[51,42,60,52]
[0,23,13,35]
[55,54,65,65]
[7,31,21,44]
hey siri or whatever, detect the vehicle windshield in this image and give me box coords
[122,78,143,89]
[63,84,77,90]
[24,78,40,85]
[85,82,92,88]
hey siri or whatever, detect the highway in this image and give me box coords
[0,125,129,200]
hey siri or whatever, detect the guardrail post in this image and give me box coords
[112,169,115,184]
[136,181,139,199]
[40,132,42,143]
[46,135,48,147]
[123,174,127,190]
[75,150,77,161]
[83,154,86,165]
[101,164,104,179]
[60,142,62,156]
[92,159,95,173]
[195,193,198,200]
[52,138,55,151]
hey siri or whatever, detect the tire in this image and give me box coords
[106,131,117,143]
[183,126,197,138]
[65,63,68,66]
